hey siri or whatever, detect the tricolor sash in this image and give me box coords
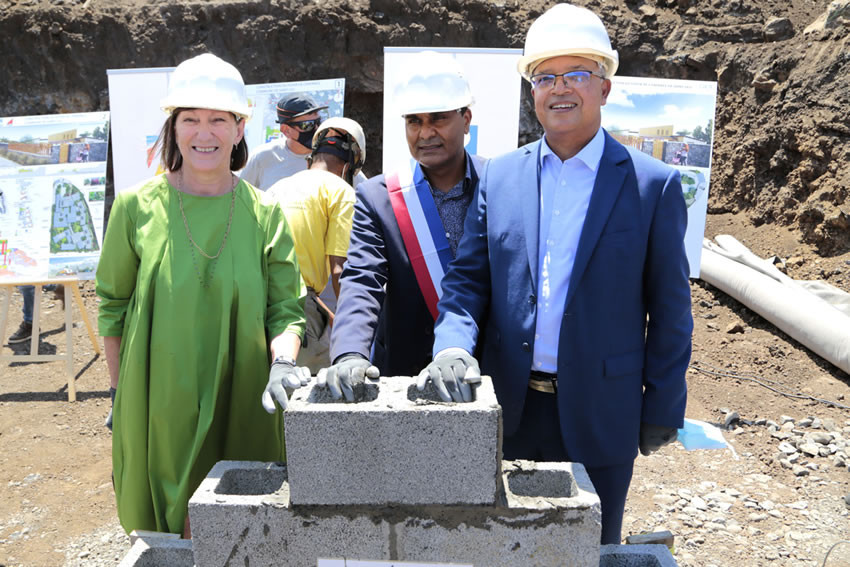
[387,160,454,320]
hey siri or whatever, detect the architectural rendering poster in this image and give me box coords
[107,66,345,193]
[0,111,110,283]
[602,76,718,278]
[382,47,523,172]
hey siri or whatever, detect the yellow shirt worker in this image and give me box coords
[266,117,365,372]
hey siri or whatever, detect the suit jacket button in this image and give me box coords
[528,294,536,305]
[521,342,530,352]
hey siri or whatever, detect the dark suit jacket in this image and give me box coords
[331,154,482,377]
[433,132,693,468]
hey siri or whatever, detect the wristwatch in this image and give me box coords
[273,355,297,366]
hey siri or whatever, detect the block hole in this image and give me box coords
[505,468,576,499]
[406,382,478,403]
[215,466,286,495]
[305,382,379,403]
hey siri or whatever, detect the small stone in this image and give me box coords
[799,443,819,457]
[764,16,794,41]
[844,494,850,509]
[811,432,832,445]
[797,418,813,428]
[781,421,795,432]
[724,411,740,429]
[725,322,745,334]
[778,442,797,454]
[792,465,809,476]
[780,415,795,425]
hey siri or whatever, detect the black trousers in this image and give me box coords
[503,387,634,545]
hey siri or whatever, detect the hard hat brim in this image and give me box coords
[517,48,619,81]
[161,97,252,121]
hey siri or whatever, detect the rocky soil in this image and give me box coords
[1,212,849,567]
[0,0,848,566]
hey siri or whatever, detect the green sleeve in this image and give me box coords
[95,191,139,337]
[265,202,307,339]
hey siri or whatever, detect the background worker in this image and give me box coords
[319,51,485,401]
[419,4,693,544]
[267,117,366,373]
[97,53,306,537]
[240,94,328,191]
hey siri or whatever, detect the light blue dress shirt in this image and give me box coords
[532,128,605,373]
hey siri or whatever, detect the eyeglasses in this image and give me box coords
[530,70,605,90]
[287,118,321,132]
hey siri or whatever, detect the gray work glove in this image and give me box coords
[639,423,678,456]
[104,387,116,431]
[416,348,481,403]
[262,358,311,413]
[316,353,379,402]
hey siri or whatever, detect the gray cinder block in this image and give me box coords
[600,544,679,566]
[117,537,193,567]
[284,375,502,506]
[189,459,603,567]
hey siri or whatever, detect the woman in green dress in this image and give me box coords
[96,53,309,537]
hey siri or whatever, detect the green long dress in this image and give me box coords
[96,174,306,534]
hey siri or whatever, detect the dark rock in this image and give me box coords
[764,17,794,41]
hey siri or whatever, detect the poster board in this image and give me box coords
[602,76,718,278]
[107,67,346,193]
[0,111,110,282]
[382,47,523,171]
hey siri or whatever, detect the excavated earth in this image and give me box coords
[0,1,848,566]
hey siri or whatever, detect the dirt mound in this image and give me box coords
[0,0,847,252]
[0,0,850,255]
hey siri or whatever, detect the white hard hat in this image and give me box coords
[394,51,475,116]
[312,116,366,170]
[160,53,252,120]
[517,3,619,81]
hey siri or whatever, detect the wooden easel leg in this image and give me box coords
[29,285,41,355]
[0,286,10,351]
[65,285,76,402]
[71,281,101,355]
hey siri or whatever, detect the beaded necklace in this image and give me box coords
[176,171,237,288]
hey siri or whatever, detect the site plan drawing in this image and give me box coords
[0,111,109,283]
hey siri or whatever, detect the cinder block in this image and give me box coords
[284,375,502,506]
[117,537,193,567]
[189,459,602,567]
[600,544,679,566]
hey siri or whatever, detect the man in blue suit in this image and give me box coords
[419,4,693,544]
[320,51,485,399]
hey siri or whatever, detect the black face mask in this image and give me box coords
[296,127,316,149]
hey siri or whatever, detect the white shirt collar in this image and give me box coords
[539,127,606,174]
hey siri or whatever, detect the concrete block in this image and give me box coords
[118,537,193,567]
[189,459,602,567]
[600,544,679,566]
[189,461,389,567]
[284,375,502,506]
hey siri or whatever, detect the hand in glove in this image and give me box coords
[316,353,379,402]
[262,357,311,413]
[639,423,678,456]
[416,348,481,403]
[104,386,116,431]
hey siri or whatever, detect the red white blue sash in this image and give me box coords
[387,160,454,320]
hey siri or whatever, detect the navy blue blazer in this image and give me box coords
[433,132,693,468]
[331,154,482,377]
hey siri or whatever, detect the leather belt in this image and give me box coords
[528,370,557,394]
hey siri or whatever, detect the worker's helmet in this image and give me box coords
[311,117,366,175]
[517,3,619,81]
[394,51,474,116]
[160,53,252,120]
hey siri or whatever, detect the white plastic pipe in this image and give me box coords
[700,241,850,375]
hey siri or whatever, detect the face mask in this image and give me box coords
[296,127,316,149]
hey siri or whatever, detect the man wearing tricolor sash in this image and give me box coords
[317,51,485,400]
